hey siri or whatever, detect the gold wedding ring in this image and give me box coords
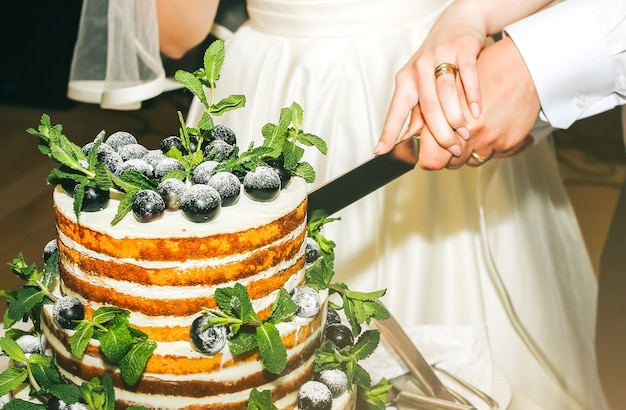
[434,62,458,79]
[471,151,492,164]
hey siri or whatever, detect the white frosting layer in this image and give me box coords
[53,177,308,238]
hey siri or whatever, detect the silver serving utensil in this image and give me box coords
[432,364,499,409]
[386,373,474,410]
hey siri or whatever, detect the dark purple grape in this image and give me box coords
[316,369,348,398]
[82,141,115,157]
[192,161,219,185]
[296,381,333,410]
[180,184,221,223]
[157,178,187,210]
[208,172,241,206]
[132,190,165,223]
[161,136,186,155]
[46,397,71,410]
[210,124,237,146]
[60,179,78,197]
[154,157,185,180]
[305,237,321,265]
[190,315,227,355]
[291,285,321,318]
[117,143,149,161]
[266,158,292,189]
[97,149,123,174]
[243,166,281,202]
[203,139,234,161]
[105,131,137,151]
[142,151,167,170]
[52,296,84,330]
[77,186,110,212]
[43,239,58,262]
[324,323,353,349]
[116,159,154,178]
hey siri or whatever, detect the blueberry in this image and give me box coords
[116,158,154,178]
[43,239,58,263]
[316,369,348,398]
[290,285,321,318]
[117,143,149,162]
[77,186,110,212]
[157,178,188,210]
[208,172,241,206]
[243,166,281,202]
[209,124,237,146]
[296,381,332,410]
[16,334,43,355]
[105,131,137,151]
[325,308,341,326]
[97,149,123,174]
[180,184,221,223]
[203,139,234,161]
[142,151,167,170]
[132,190,165,223]
[154,157,185,180]
[61,179,78,197]
[52,296,84,330]
[192,161,219,185]
[324,323,353,349]
[161,136,186,155]
[266,158,292,189]
[305,237,321,265]
[82,141,115,157]
[190,315,227,355]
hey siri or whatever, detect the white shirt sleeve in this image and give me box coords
[504,0,626,129]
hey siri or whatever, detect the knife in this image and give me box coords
[306,135,419,218]
[371,309,470,406]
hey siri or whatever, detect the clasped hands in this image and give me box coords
[374,20,541,170]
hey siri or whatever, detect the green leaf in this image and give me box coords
[69,321,94,358]
[215,284,259,323]
[267,288,298,324]
[111,193,134,226]
[98,316,133,363]
[344,289,387,301]
[228,330,258,355]
[351,330,380,361]
[247,388,278,410]
[0,367,28,396]
[256,322,287,374]
[292,161,316,183]
[296,133,328,155]
[211,95,246,116]
[289,102,303,130]
[102,372,116,410]
[203,39,226,88]
[2,398,45,410]
[7,287,45,322]
[92,306,130,325]
[118,340,157,386]
[46,383,82,404]
[41,250,59,288]
[175,70,208,108]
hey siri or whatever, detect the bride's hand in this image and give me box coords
[375,1,488,156]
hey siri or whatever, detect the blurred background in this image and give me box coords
[1,1,624,408]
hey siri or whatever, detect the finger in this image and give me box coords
[435,71,470,139]
[416,126,453,170]
[457,55,482,118]
[465,149,494,167]
[376,72,419,155]
[418,68,462,157]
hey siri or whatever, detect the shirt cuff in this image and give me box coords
[504,0,614,129]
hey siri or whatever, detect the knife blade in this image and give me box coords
[306,135,419,218]
[371,310,463,405]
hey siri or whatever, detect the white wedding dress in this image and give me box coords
[69,0,609,409]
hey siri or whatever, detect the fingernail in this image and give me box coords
[373,141,384,156]
[470,102,480,119]
[448,144,461,157]
[456,127,470,141]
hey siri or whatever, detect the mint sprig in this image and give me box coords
[246,388,279,410]
[69,306,156,386]
[203,284,298,374]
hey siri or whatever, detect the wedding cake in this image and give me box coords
[0,40,390,410]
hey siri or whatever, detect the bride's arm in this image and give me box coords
[375,0,553,156]
[157,0,220,59]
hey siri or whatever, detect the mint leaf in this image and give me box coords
[111,193,133,225]
[215,283,259,324]
[7,287,45,322]
[2,399,44,410]
[203,39,225,89]
[212,95,246,116]
[0,367,28,396]
[256,322,287,374]
[46,383,81,404]
[267,288,297,324]
[92,306,129,325]
[351,330,379,361]
[293,161,316,183]
[101,372,116,410]
[98,316,133,363]
[119,340,157,386]
[80,377,107,410]
[358,378,392,410]
[175,70,208,108]
[41,251,59,288]
[247,388,278,410]
[70,321,94,358]
[228,330,258,355]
